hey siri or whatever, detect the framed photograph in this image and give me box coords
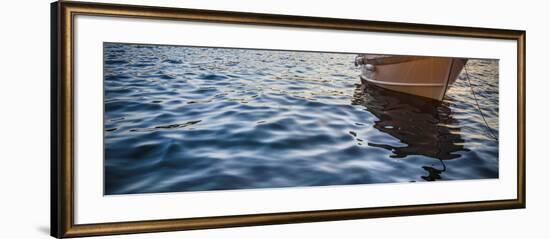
[51,1,526,238]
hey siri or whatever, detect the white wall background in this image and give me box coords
[0,0,545,238]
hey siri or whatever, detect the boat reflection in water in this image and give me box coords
[351,79,469,182]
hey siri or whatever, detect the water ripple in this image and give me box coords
[104,43,499,195]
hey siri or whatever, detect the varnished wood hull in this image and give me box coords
[358,56,467,101]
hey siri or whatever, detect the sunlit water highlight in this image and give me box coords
[104,43,498,195]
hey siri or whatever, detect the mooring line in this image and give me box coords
[464,65,498,141]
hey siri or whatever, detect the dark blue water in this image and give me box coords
[104,43,498,195]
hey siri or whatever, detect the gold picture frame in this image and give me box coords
[51,1,526,238]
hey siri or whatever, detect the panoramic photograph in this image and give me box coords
[103,42,499,195]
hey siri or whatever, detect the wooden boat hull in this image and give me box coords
[357,56,467,101]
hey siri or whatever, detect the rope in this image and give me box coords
[463,65,498,141]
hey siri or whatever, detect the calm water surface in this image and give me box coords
[104,43,499,195]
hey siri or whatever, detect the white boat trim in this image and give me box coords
[360,75,445,87]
